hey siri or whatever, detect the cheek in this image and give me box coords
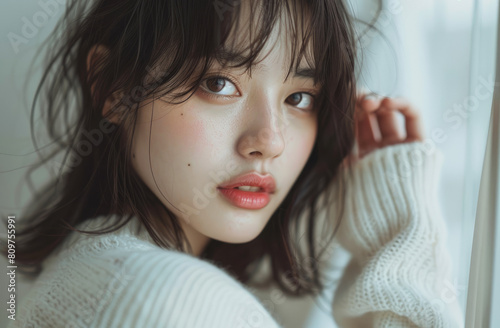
[286,123,317,166]
[154,106,211,163]
[170,116,206,151]
[132,104,216,203]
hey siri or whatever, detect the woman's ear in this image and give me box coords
[86,44,123,124]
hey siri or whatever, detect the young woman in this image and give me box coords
[4,0,464,327]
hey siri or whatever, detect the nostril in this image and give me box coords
[249,151,262,156]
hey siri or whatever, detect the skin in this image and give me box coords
[92,8,425,258]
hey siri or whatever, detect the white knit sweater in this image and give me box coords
[8,142,464,328]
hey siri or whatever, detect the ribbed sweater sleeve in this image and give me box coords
[331,142,464,328]
[92,248,281,328]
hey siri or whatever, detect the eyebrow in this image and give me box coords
[214,50,316,79]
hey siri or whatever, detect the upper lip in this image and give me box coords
[218,172,276,193]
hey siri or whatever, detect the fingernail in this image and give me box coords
[364,93,381,101]
[357,87,370,95]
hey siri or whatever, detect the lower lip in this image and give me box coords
[217,188,271,209]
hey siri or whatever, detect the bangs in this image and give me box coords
[212,0,316,84]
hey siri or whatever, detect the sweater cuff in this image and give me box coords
[336,141,446,265]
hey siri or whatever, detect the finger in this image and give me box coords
[354,94,382,126]
[374,107,405,146]
[379,97,425,142]
[354,94,384,156]
[356,111,381,154]
[356,88,372,102]
[358,94,383,114]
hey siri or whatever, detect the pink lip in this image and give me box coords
[217,172,276,210]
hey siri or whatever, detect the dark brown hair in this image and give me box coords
[2,0,383,301]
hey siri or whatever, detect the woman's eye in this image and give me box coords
[200,77,239,96]
[286,92,314,111]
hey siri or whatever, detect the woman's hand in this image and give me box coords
[351,92,425,161]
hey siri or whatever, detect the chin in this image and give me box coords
[218,234,259,244]
[212,221,267,244]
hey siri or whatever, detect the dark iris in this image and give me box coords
[206,78,226,92]
[287,93,302,105]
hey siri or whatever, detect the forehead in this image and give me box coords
[215,0,316,78]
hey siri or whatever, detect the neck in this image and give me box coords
[178,218,211,257]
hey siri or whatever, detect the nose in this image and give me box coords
[237,97,286,160]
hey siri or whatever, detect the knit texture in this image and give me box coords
[9,217,280,328]
[8,142,464,327]
[332,142,464,328]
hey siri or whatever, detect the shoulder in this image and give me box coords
[12,214,280,328]
[13,239,279,328]
[10,232,157,328]
[92,248,281,327]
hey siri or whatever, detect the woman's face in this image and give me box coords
[130,11,318,254]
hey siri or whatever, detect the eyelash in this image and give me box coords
[198,75,318,112]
